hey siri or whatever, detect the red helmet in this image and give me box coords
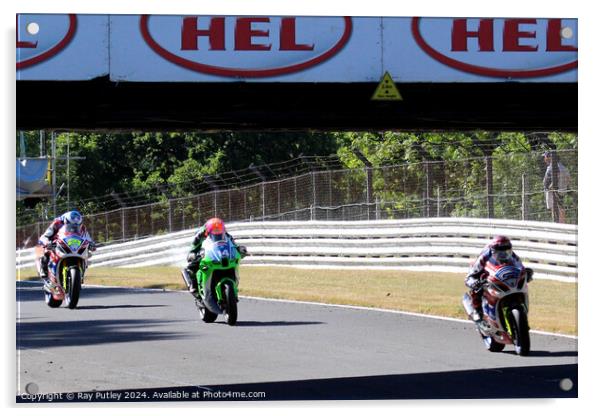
[205,217,226,239]
[491,235,513,262]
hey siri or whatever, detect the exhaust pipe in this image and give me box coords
[180,269,195,294]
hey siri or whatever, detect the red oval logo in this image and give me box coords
[140,15,352,78]
[16,14,77,70]
[411,17,577,78]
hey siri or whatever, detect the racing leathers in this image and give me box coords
[37,217,94,282]
[180,225,247,297]
[464,244,523,322]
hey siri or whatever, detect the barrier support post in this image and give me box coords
[522,174,529,221]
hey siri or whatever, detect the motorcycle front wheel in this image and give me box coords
[223,282,238,326]
[64,267,81,309]
[511,307,531,356]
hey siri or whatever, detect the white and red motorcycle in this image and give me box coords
[36,224,94,309]
[462,262,534,356]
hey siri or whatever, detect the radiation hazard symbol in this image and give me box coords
[371,72,403,101]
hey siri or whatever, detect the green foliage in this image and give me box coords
[17,130,339,223]
[17,130,577,226]
[334,131,577,222]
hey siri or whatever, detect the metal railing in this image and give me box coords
[15,218,579,282]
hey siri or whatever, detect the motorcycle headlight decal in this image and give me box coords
[66,237,82,251]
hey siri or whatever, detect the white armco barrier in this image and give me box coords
[16,218,577,282]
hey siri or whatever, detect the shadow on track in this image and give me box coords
[16,281,176,303]
[225,321,324,327]
[48,363,577,401]
[501,350,578,358]
[17,319,191,349]
[76,304,167,310]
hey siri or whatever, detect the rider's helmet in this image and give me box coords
[61,210,83,233]
[62,210,83,225]
[205,217,226,241]
[491,235,513,263]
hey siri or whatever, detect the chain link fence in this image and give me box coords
[16,149,577,248]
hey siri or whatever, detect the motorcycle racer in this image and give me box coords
[464,236,525,324]
[181,217,247,297]
[37,210,94,284]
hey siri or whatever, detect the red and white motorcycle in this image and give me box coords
[36,224,94,309]
[462,262,534,356]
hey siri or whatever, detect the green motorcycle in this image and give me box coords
[193,235,243,326]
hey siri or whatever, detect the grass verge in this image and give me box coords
[16,265,577,335]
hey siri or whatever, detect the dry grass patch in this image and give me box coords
[16,265,577,335]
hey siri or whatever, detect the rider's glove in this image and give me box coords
[238,245,248,258]
[465,276,483,291]
[525,268,534,283]
[187,251,198,263]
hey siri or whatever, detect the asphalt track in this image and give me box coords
[16,280,577,401]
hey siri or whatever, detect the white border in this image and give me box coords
[6,0,596,414]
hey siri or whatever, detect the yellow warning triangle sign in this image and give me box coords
[371,72,402,101]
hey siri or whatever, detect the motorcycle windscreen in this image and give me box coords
[58,225,85,252]
[493,266,523,289]
[204,239,237,262]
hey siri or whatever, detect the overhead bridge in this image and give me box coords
[16,15,577,131]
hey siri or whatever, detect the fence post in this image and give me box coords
[168,200,172,233]
[436,186,441,217]
[228,190,232,222]
[424,161,433,217]
[277,182,281,219]
[522,173,529,221]
[243,189,247,220]
[485,155,494,219]
[310,204,315,221]
[196,195,200,225]
[150,204,154,235]
[213,190,218,218]
[294,176,298,221]
[121,208,126,241]
[375,197,381,220]
[353,150,374,220]
[312,171,317,212]
[366,167,373,220]
[136,208,139,239]
[262,183,266,220]
[328,170,333,221]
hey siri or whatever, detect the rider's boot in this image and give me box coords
[471,306,483,322]
[38,255,52,288]
[472,307,491,331]
[181,268,200,298]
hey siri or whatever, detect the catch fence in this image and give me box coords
[16,149,577,248]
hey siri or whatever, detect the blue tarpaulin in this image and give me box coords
[16,158,50,200]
